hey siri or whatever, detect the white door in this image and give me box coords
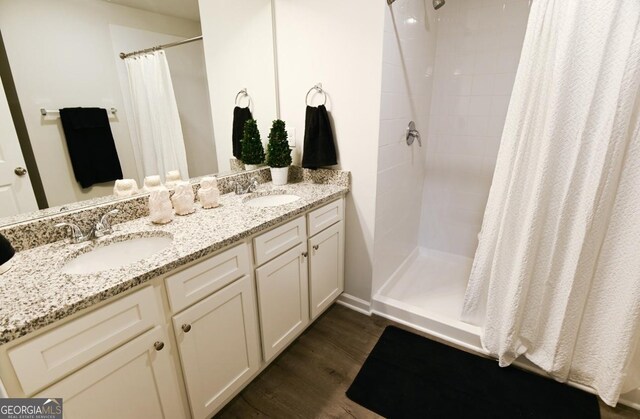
[309,221,344,319]
[255,242,309,362]
[173,275,261,419]
[36,326,187,419]
[0,76,37,216]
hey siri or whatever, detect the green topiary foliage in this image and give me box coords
[266,119,292,168]
[241,119,265,165]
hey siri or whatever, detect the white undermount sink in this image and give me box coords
[61,235,173,275]
[245,194,301,208]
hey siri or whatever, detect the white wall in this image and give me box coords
[274,0,386,302]
[0,0,202,207]
[419,0,530,257]
[372,0,438,295]
[199,0,278,173]
[109,24,217,180]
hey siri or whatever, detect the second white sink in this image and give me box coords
[62,234,173,275]
[245,194,300,208]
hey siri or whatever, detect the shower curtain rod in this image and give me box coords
[119,35,203,59]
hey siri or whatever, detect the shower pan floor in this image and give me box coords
[372,247,484,352]
[380,248,472,319]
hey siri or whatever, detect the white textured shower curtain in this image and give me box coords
[461,0,640,406]
[125,50,189,180]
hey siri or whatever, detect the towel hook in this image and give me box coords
[235,88,252,108]
[305,83,327,106]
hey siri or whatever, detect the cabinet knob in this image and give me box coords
[313,244,319,250]
[301,251,308,258]
[181,324,192,333]
[14,167,27,176]
[154,341,165,351]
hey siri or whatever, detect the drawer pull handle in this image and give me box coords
[313,245,319,250]
[301,252,308,258]
[154,341,165,351]
[182,324,192,333]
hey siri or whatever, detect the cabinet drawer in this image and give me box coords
[253,216,306,266]
[165,243,250,313]
[9,286,162,395]
[307,199,343,237]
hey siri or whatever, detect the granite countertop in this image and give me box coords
[0,182,348,346]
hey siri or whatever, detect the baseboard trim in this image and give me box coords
[336,293,372,316]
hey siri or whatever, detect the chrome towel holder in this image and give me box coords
[40,108,117,116]
[306,83,327,106]
[235,88,252,108]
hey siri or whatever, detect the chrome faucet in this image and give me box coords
[94,209,119,238]
[55,209,120,243]
[55,222,94,244]
[230,177,259,195]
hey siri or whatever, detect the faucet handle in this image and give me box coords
[55,222,89,243]
[249,177,259,192]
[95,209,119,237]
[229,181,240,195]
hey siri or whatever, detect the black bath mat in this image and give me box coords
[346,326,600,419]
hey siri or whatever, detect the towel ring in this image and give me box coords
[235,88,252,108]
[305,83,327,106]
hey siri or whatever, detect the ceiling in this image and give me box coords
[105,0,200,22]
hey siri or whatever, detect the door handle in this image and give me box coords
[14,167,27,176]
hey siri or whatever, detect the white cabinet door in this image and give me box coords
[36,326,187,419]
[173,275,260,419]
[255,242,309,362]
[309,221,344,319]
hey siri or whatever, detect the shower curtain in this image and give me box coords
[461,0,640,406]
[124,50,189,180]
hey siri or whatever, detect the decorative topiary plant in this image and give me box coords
[266,120,292,185]
[266,119,292,168]
[240,119,265,166]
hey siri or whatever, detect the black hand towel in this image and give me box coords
[302,105,337,169]
[232,106,253,160]
[0,233,15,266]
[59,107,123,189]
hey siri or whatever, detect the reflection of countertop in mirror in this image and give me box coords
[0,181,348,346]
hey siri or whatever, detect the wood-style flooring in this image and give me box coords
[217,304,639,419]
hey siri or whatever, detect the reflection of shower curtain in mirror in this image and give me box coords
[124,50,189,181]
[461,0,640,407]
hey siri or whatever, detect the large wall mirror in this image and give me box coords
[0,0,278,225]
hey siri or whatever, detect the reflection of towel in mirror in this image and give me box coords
[232,106,253,159]
[302,105,337,169]
[59,108,123,188]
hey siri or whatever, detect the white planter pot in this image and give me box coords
[270,166,289,186]
[245,164,259,171]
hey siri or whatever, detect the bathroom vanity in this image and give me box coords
[0,175,348,418]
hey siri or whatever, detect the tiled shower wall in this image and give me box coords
[419,0,530,257]
[372,0,437,295]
